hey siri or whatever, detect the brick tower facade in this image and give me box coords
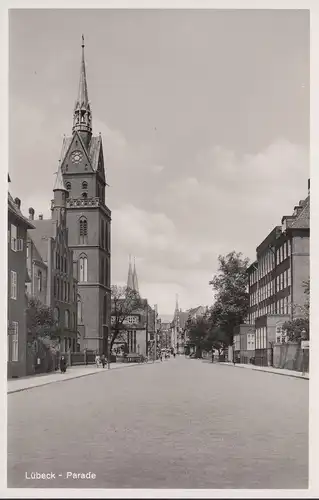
[59,36,111,353]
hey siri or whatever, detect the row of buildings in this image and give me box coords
[234,181,310,368]
[162,181,309,372]
[8,38,112,378]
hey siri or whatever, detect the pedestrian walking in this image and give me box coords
[101,353,106,368]
[211,351,214,363]
[173,352,176,358]
[95,354,101,368]
[60,355,67,374]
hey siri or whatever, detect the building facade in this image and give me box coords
[245,184,310,366]
[27,168,79,353]
[8,191,34,378]
[59,38,111,353]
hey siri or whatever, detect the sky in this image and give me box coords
[9,9,309,319]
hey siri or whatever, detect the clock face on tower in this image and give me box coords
[71,150,83,164]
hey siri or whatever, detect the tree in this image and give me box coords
[26,297,55,340]
[110,285,144,353]
[282,278,310,342]
[208,251,250,345]
[187,316,210,358]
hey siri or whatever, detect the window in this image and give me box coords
[104,257,108,287]
[11,322,19,361]
[10,271,17,299]
[82,181,88,190]
[283,243,287,261]
[66,182,71,191]
[287,240,291,257]
[79,217,88,244]
[101,220,104,248]
[82,192,87,199]
[57,278,60,300]
[10,224,17,251]
[79,255,88,282]
[105,221,108,250]
[77,300,83,323]
[54,307,59,325]
[101,258,104,285]
[37,270,42,292]
[288,268,291,287]
[65,310,70,329]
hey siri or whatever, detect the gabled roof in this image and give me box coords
[8,192,35,229]
[60,133,104,174]
[290,196,310,229]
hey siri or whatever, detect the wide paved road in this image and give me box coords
[8,357,308,489]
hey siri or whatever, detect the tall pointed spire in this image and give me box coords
[132,257,139,293]
[72,35,92,145]
[127,255,134,289]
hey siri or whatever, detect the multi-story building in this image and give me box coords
[59,37,111,353]
[8,187,35,378]
[245,183,310,366]
[26,168,79,353]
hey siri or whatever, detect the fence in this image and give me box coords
[273,343,309,373]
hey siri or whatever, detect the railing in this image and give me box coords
[66,197,101,208]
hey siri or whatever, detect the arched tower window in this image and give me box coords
[53,307,60,326]
[65,310,70,329]
[77,299,83,323]
[101,220,104,248]
[79,217,88,244]
[82,181,88,190]
[105,221,108,250]
[37,270,42,292]
[79,255,88,282]
[101,257,104,284]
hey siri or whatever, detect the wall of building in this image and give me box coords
[8,214,29,378]
[291,234,309,317]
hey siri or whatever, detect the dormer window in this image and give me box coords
[66,182,71,191]
[82,181,88,190]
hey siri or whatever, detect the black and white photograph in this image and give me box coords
[5,3,314,495]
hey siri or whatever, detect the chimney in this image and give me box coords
[14,197,21,209]
[28,207,35,220]
[39,214,43,220]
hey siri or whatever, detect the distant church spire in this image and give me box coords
[127,255,134,289]
[72,34,92,145]
[175,293,179,312]
[132,257,139,293]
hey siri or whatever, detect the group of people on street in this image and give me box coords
[160,349,176,361]
[95,353,107,368]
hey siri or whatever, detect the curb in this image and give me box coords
[220,363,309,380]
[7,361,153,395]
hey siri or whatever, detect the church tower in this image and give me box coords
[59,36,111,353]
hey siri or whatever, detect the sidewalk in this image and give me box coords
[7,361,148,394]
[221,361,309,380]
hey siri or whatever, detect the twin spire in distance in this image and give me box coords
[127,255,139,293]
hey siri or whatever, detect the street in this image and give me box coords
[8,356,308,489]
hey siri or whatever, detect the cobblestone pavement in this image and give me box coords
[7,356,308,489]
